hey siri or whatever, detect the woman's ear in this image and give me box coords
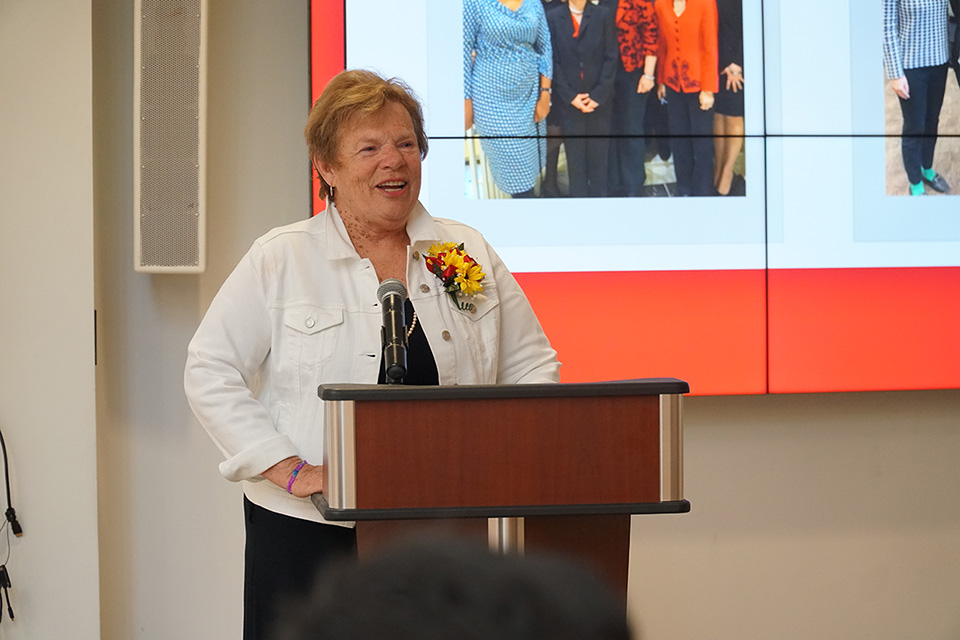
[314,158,336,188]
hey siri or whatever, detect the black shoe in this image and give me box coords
[922,172,950,193]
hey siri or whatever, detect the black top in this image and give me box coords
[717,0,744,68]
[377,299,439,386]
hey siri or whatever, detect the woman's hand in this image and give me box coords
[699,90,715,110]
[572,93,597,112]
[262,456,324,498]
[638,74,655,94]
[465,98,474,130]
[721,63,743,92]
[657,83,666,102]
[889,76,910,100]
[534,91,551,122]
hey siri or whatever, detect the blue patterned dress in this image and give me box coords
[464,0,553,195]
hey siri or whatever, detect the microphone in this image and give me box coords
[377,279,407,384]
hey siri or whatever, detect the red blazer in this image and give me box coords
[654,0,718,93]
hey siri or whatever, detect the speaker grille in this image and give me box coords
[138,0,203,269]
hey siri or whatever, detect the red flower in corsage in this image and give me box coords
[423,242,485,312]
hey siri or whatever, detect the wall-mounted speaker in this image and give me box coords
[134,0,207,273]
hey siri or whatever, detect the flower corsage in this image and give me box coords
[423,242,486,312]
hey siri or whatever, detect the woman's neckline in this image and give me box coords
[497,0,524,13]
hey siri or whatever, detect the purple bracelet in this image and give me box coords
[286,460,308,494]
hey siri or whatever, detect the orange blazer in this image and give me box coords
[654,0,719,93]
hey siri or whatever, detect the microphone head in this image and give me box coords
[377,278,407,304]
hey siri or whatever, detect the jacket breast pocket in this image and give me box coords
[282,305,343,370]
[450,292,501,378]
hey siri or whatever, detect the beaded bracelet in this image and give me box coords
[286,460,308,494]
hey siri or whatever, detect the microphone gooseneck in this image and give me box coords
[377,279,407,384]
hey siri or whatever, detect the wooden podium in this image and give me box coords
[313,379,689,595]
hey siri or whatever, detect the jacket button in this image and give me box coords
[420,284,430,293]
[413,251,420,260]
[305,318,315,329]
[442,330,451,341]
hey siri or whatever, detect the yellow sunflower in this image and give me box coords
[454,262,485,296]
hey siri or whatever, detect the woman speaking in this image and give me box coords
[184,69,560,639]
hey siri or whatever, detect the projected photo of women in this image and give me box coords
[464,0,553,198]
[653,0,719,197]
[713,0,745,196]
[546,0,619,197]
[463,0,746,199]
[607,0,660,198]
[883,0,959,196]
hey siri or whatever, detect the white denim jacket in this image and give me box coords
[184,201,560,524]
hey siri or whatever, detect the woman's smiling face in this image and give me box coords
[317,101,423,234]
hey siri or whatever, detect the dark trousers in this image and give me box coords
[561,102,613,198]
[243,497,357,640]
[898,64,948,185]
[951,17,960,89]
[608,66,648,196]
[664,87,715,197]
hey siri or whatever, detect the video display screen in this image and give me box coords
[310,0,960,394]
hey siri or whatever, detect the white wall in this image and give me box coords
[630,390,960,639]
[93,0,311,637]
[0,1,949,639]
[0,1,101,638]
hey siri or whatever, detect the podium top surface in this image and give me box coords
[318,378,689,401]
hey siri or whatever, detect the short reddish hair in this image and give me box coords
[304,69,428,201]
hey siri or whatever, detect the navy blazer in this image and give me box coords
[546,2,620,109]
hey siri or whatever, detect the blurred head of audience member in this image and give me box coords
[276,536,633,640]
